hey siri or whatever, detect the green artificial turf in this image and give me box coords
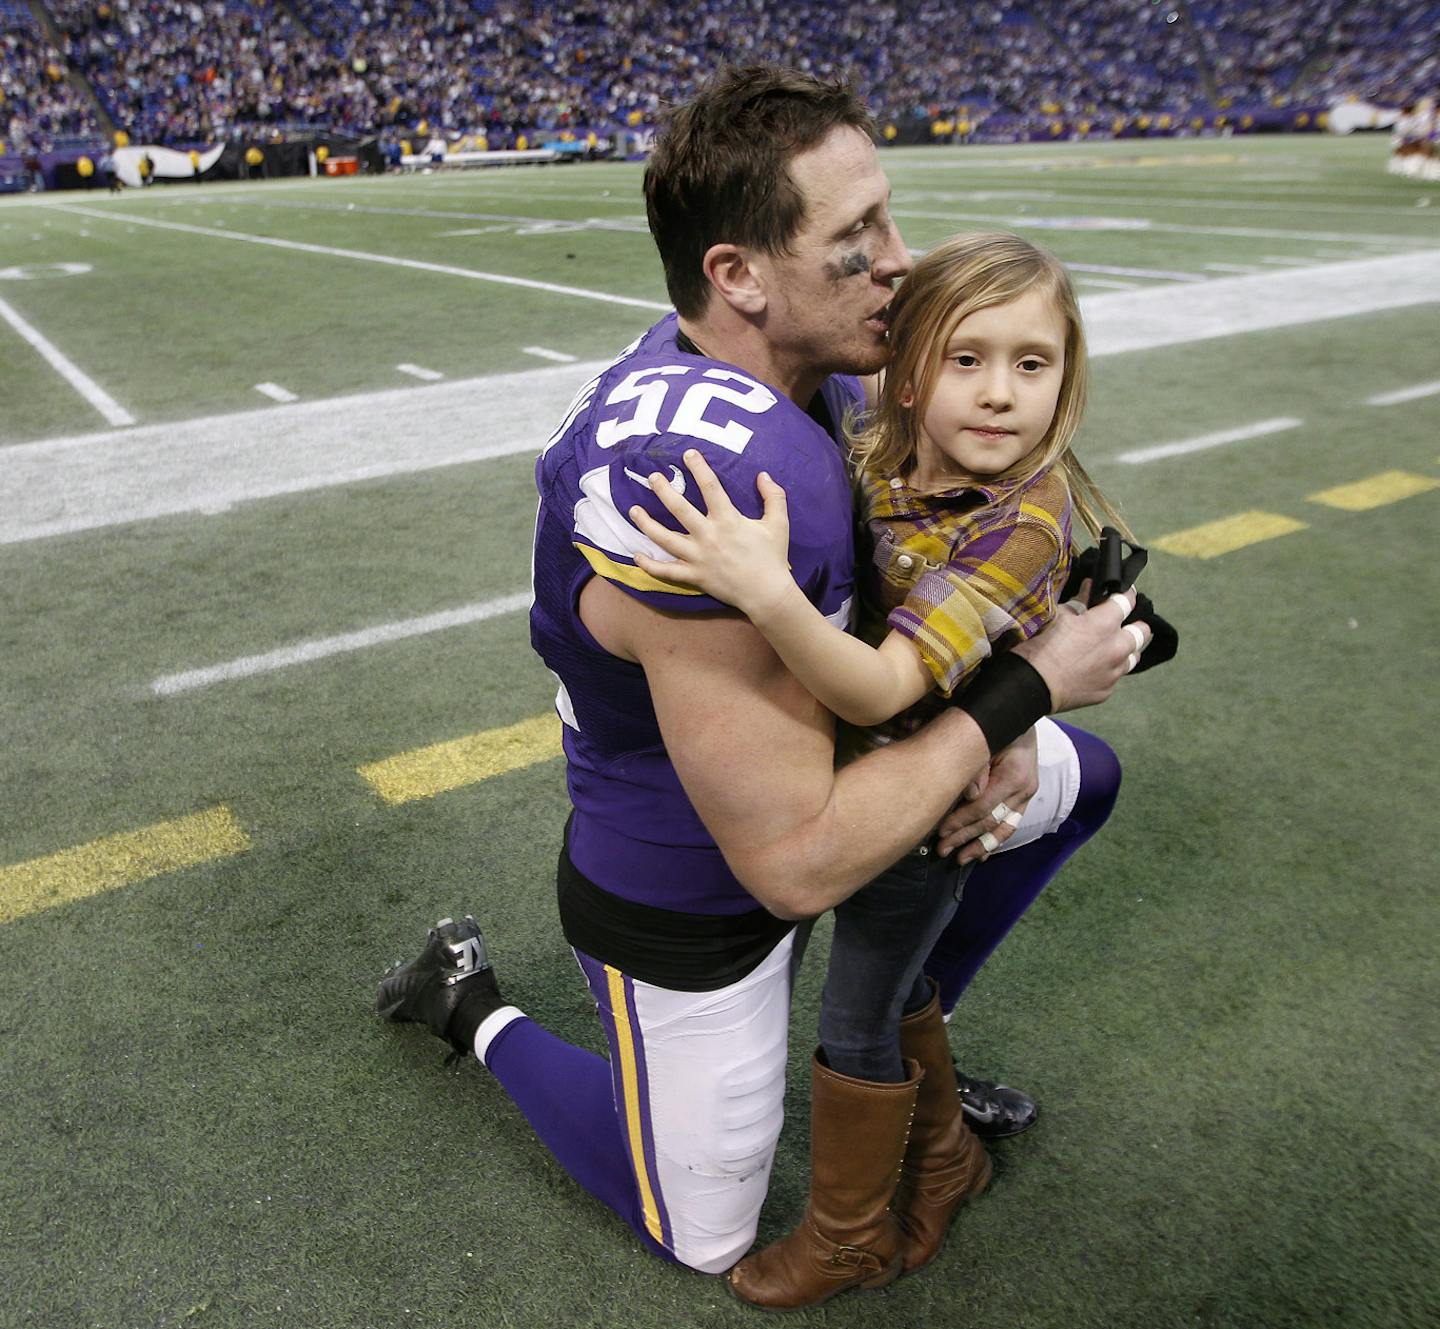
[1,133,1437,1329]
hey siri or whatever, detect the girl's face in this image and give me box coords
[908,286,1067,491]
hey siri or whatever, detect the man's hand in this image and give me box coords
[937,727,1040,861]
[1016,588,1150,712]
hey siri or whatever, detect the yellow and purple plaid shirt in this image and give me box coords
[854,463,1073,743]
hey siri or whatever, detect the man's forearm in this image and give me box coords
[731,707,991,918]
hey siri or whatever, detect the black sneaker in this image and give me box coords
[955,1067,1038,1139]
[377,916,502,1051]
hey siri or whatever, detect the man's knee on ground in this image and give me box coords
[677,1223,759,1276]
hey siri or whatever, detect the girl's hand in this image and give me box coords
[629,449,796,619]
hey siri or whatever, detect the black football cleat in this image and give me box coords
[955,1067,1038,1139]
[377,916,502,1051]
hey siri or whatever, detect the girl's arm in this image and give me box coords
[628,450,934,727]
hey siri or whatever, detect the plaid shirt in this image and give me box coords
[854,464,1073,743]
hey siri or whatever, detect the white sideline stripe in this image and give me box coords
[1365,380,1440,407]
[1204,262,1263,274]
[150,591,533,695]
[523,346,578,363]
[1077,277,1141,290]
[397,363,444,381]
[1115,417,1304,464]
[0,293,136,427]
[255,382,298,402]
[1261,256,1319,266]
[48,204,671,312]
[0,357,612,545]
[6,252,1440,547]
[1076,250,1440,356]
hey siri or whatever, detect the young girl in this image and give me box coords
[631,230,1135,739]
[629,232,1143,1298]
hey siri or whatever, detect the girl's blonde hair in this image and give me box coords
[850,231,1130,540]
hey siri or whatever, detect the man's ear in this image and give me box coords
[702,243,767,315]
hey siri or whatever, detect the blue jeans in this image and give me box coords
[819,843,971,1083]
[818,721,1122,1084]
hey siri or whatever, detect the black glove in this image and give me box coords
[1063,531,1178,674]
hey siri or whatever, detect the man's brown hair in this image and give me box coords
[643,65,875,319]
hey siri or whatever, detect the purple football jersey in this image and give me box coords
[531,314,859,914]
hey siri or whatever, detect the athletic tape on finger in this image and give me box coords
[1106,591,1133,615]
[979,830,1001,854]
[1125,623,1146,653]
[1001,808,1024,828]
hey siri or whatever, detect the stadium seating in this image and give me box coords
[1,0,1434,153]
[1,0,100,152]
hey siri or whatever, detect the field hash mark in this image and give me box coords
[0,807,250,924]
[359,714,562,805]
[1154,511,1308,559]
[1307,471,1440,512]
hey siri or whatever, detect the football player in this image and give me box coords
[378,65,1144,1301]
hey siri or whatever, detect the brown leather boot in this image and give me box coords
[727,1051,922,1311]
[893,981,993,1271]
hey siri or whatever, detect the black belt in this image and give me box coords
[556,836,794,992]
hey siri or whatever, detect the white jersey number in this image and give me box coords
[596,365,778,454]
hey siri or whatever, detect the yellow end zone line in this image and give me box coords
[358,713,563,805]
[0,806,250,925]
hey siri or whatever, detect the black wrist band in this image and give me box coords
[951,653,1053,756]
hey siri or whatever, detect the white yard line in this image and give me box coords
[255,382,298,402]
[1070,260,1207,282]
[149,590,533,695]
[1204,262,1264,274]
[6,251,1439,547]
[1077,277,1141,291]
[1261,256,1325,266]
[1115,417,1304,464]
[907,251,1205,282]
[523,346,578,362]
[222,198,652,232]
[0,293,136,427]
[48,204,671,311]
[1365,380,1440,407]
[903,188,1433,218]
[396,363,444,381]
[893,207,1432,249]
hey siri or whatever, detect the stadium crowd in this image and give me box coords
[1,0,1436,154]
[1,0,99,151]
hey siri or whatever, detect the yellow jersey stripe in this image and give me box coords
[576,543,703,596]
[605,964,665,1244]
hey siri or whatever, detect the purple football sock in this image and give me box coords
[483,1016,676,1263]
[926,722,1122,1013]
